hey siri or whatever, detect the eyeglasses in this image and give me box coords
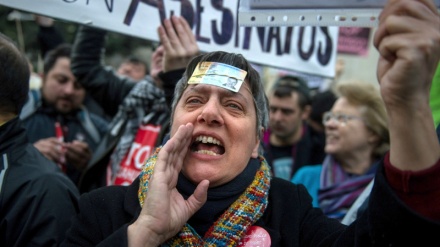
[322,111,363,125]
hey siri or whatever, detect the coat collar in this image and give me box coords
[123,177,142,220]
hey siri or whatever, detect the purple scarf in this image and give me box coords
[318,155,378,221]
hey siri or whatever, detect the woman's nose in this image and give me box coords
[197,100,224,126]
[324,117,339,129]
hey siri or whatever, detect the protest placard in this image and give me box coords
[1,0,339,77]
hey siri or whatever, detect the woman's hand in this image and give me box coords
[128,123,209,247]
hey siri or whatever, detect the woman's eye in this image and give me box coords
[187,98,202,104]
[227,102,242,110]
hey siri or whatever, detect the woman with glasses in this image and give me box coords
[292,81,389,222]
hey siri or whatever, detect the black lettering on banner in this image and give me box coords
[179,0,195,27]
[240,27,252,49]
[266,27,282,55]
[283,27,294,54]
[234,1,240,48]
[101,0,114,12]
[256,27,266,51]
[124,0,166,26]
[210,0,233,45]
[152,1,195,27]
[124,0,195,30]
[120,0,334,70]
[298,27,315,61]
[238,26,269,51]
[106,0,114,12]
[236,20,334,70]
[195,0,210,43]
[317,27,332,66]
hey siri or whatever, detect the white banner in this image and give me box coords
[0,0,339,77]
[246,0,440,8]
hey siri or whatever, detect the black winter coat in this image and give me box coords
[0,117,80,246]
[61,161,440,247]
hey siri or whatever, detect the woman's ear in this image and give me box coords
[368,130,380,144]
[251,140,260,158]
[251,127,265,158]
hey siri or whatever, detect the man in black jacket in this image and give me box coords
[20,43,109,186]
[0,32,79,247]
[262,75,326,180]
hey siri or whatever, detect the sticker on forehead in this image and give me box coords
[188,61,247,93]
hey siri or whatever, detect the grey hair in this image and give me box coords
[335,81,389,159]
[170,51,269,154]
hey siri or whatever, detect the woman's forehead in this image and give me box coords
[183,80,253,98]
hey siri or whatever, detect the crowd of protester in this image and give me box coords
[1,0,440,245]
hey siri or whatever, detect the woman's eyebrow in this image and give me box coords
[185,84,251,103]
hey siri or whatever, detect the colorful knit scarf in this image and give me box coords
[138,147,271,246]
[318,155,378,221]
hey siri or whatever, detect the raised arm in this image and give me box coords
[158,16,200,108]
[71,25,137,117]
[159,16,199,73]
[35,15,64,58]
[374,0,440,171]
